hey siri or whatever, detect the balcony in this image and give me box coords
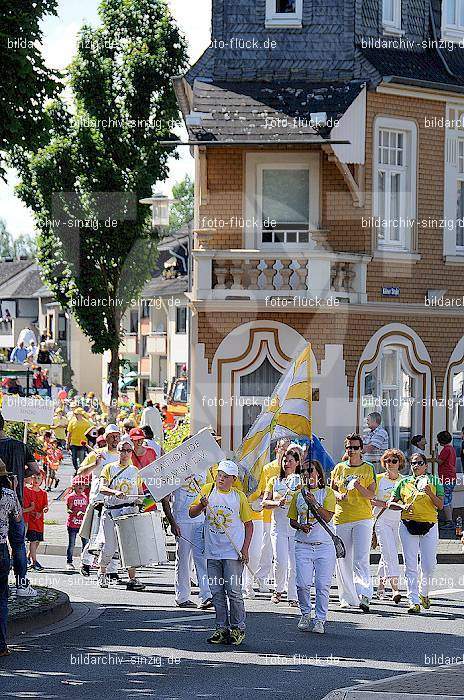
[192,250,371,304]
[146,333,167,355]
[120,333,137,355]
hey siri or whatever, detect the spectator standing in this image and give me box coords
[66,478,89,570]
[23,473,48,571]
[0,413,39,597]
[410,435,427,457]
[9,342,27,364]
[437,430,457,528]
[66,408,93,473]
[0,461,22,657]
[140,401,164,449]
[363,412,389,467]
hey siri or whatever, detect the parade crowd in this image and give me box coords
[0,399,462,654]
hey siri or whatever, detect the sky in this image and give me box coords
[0,0,211,237]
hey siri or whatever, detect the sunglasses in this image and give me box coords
[120,447,133,453]
[385,458,399,464]
[346,445,361,451]
[411,460,425,466]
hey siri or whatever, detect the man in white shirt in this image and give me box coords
[140,401,164,449]
[363,412,389,459]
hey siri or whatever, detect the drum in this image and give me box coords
[114,511,167,568]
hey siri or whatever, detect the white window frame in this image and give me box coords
[373,116,417,253]
[245,152,320,250]
[265,0,303,28]
[442,0,464,41]
[382,0,402,34]
[443,103,464,259]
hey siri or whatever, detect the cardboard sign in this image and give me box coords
[139,428,226,502]
[2,395,55,425]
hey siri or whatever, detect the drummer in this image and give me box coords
[77,424,121,578]
[97,436,146,591]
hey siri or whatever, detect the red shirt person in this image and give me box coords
[129,427,158,469]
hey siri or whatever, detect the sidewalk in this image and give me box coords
[323,662,464,700]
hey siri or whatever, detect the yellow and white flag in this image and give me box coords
[237,343,312,492]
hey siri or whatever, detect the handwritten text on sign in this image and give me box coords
[139,428,226,501]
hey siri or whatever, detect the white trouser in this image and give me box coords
[375,518,401,581]
[399,522,438,604]
[255,520,273,582]
[295,541,336,621]
[272,523,297,600]
[97,506,137,568]
[81,508,117,572]
[335,519,373,605]
[175,521,210,604]
[243,519,263,593]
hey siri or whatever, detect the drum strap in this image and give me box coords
[108,464,133,489]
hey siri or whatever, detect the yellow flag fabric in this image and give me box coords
[237,343,312,492]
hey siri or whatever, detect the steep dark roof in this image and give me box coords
[359,47,464,90]
[0,263,43,299]
[0,260,33,287]
[184,79,365,142]
[141,275,188,298]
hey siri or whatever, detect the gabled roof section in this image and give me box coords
[0,259,34,288]
[0,262,44,299]
[183,79,366,143]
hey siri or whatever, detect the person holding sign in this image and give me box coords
[189,460,253,646]
[391,453,444,614]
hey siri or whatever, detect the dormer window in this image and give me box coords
[443,0,464,40]
[382,0,402,34]
[265,0,302,28]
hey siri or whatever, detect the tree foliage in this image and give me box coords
[167,175,194,235]
[0,219,36,257]
[15,0,187,404]
[0,1,61,178]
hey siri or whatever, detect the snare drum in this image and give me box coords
[114,511,167,568]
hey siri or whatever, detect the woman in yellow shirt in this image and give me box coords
[330,433,375,612]
[391,452,444,614]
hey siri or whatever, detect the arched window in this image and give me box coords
[239,357,282,439]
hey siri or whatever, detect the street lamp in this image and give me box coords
[139,192,175,229]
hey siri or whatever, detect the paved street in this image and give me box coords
[2,558,464,700]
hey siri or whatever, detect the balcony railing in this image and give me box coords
[192,250,371,303]
[146,333,167,355]
[120,333,137,355]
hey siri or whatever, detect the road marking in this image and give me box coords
[144,614,214,624]
[429,588,464,596]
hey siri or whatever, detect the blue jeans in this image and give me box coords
[0,542,11,652]
[8,516,28,588]
[70,446,86,472]
[206,558,245,631]
[67,527,88,564]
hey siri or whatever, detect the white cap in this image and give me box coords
[217,460,238,477]
[117,437,134,451]
[104,423,120,437]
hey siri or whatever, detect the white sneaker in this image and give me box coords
[258,578,270,593]
[297,614,311,631]
[16,585,38,598]
[312,620,325,634]
[339,601,351,609]
[98,574,109,589]
[243,589,256,599]
[66,563,75,571]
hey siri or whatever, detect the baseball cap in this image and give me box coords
[104,423,120,437]
[129,427,145,441]
[217,460,239,477]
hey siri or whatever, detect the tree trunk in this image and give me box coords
[108,344,120,421]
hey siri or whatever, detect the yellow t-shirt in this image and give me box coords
[392,474,444,523]
[67,416,93,446]
[288,487,336,545]
[261,459,280,524]
[330,461,375,525]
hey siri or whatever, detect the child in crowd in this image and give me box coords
[23,472,48,571]
[189,460,253,646]
[66,477,89,571]
[45,435,63,492]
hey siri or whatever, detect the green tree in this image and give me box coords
[0,219,36,257]
[15,0,187,411]
[0,1,61,178]
[167,175,194,234]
